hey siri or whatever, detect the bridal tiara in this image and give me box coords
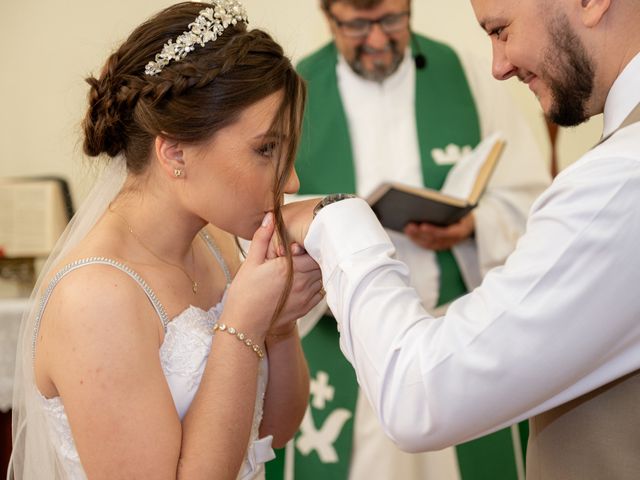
[145,0,249,76]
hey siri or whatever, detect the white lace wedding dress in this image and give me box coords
[33,232,274,479]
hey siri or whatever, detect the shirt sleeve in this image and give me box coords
[304,156,640,452]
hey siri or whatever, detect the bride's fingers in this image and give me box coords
[266,231,285,260]
[246,213,275,264]
[306,290,326,310]
[290,242,306,256]
[298,278,324,303]
[307,276,323,292]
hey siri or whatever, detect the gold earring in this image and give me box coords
[174,168,184,178]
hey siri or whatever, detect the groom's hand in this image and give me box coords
[267,198,319,258]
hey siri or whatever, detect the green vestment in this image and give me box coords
[267,35,527,480]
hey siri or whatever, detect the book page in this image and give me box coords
[440,131,504,201]
[0,181,69,257]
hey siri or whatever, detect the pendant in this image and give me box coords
[192,282,199,294]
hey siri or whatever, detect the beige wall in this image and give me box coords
[1,0,602,204]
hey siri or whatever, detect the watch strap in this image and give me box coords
[312,193,357,218]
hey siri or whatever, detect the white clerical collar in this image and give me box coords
[336,47,414,92]
[602,52,640,138]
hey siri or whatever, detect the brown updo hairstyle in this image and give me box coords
[83,1,306,321]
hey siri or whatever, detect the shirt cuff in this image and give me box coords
[304,198,393,282]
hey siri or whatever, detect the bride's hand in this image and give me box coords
[267,243,323,337]
[267,199,318,259]
[222,213,293,341]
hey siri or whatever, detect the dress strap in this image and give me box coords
[32,257,169,359]
[199,230,233,284]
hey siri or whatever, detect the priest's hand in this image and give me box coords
[404,212,475,251]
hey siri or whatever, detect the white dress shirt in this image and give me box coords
[304,53,640,452]
[335,49,550,311]
[295,47,549,480]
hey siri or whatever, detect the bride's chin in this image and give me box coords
[238,224,260,241]
[231,217,269,241]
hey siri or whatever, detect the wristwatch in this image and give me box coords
[312,193,358,218]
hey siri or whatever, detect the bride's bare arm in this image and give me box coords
[37,217,292,479]
[38,267,186,479]
[260,251,322,446]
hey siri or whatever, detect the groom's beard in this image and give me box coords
[542,13,595,127]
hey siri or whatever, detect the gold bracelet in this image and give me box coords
[213,323,265,359]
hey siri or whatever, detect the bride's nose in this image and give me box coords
[284,168,300,195]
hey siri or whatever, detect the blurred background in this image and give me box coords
[0,0,602,202]
[0,0,603,473]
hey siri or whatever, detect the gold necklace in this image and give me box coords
[108,205,199,294]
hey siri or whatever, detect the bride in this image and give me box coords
[9,1,322,478]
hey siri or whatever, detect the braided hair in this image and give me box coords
[83,1,306,319]
[83,2,305,174]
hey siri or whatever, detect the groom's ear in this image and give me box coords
[579,0,612,28]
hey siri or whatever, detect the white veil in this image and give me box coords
[8,157,127,479]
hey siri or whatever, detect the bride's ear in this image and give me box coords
[154,135,186,179]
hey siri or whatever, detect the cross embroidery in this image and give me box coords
[296,406,352,463]
[296,370,353,463]
[310,370,334,410]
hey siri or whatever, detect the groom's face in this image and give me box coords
[471,0,596,126]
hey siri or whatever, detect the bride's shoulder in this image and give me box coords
[34,256,165,399]
[42,257,153,327]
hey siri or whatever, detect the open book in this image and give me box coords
[367,132,506,232]
[0,177,74,258]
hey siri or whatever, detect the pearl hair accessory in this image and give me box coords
[145,0,249,76]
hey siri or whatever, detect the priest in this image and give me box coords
[267,1,550,479]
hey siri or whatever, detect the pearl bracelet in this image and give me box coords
[213,323,265,359]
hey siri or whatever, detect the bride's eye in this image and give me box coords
[256,141,277,158]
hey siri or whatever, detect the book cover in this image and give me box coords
[368,133,505,232]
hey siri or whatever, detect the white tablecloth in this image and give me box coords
[0,298,29,412]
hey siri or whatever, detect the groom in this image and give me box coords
[267,1,551,479]
[274,0,640,478]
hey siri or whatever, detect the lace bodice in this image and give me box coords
[36,233,273,479]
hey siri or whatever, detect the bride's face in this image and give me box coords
[183,90,300,239]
